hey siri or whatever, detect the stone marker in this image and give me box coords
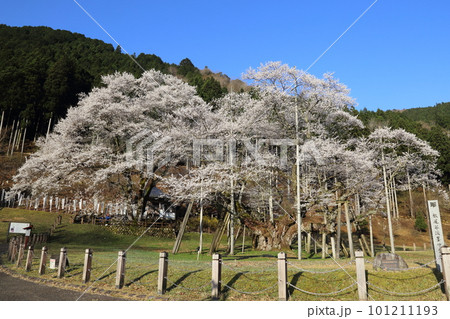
[373,253,408,271]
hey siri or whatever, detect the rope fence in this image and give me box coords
[4,243,450,301]
[287,281,358,296]
[367,280,445,296]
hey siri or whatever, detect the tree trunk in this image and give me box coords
[381,145,395,253]
[244,216,297,251]
[344,201,354,258]
[228,178,236,255]
[407,169,414,218]
[393,177,399,219]
[369,215,374,257]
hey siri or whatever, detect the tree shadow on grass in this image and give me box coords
[125,269,157,287]
[220,272,244,301]
[430,266,445,294]
[288,271,303,300]
[97,270,116,281]
[166,269,203,292]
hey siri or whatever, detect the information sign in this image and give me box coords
[428,200,446,272]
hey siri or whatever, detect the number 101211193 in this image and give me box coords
[368,305,438,316]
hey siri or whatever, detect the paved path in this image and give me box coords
[0,243,124,301]
[0,271,124,301]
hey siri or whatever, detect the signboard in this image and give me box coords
[8,222,31,235]
[427,200,446,272]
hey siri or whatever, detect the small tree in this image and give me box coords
[414,211,428,232]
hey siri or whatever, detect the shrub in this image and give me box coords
[414,211,428,232]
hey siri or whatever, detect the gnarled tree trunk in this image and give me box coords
[243,216,297,251]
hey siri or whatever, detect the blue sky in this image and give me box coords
[1,0,449,111]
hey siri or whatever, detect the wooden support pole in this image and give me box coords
[369,216,374,258]
[441,247,450,301]
[355,250,367,301]
[413,243,416,251]
[341,242,350,258]
[172,201,194,254]
[331,236,337,259]
[358,238,366,255]
[277,252,288,301]
[158,252,168,294]
[16,244,25,267]
[241,225,245,254]
[25,246,34,271]
[336,201,342,258]
[82,249,93,284]
[306,232,311,254]
[211,253,222,300]
[39,246,48,275]
[321,233,326,259]
[57,247,67,278]
[115,250,126,289]
[344,201,355,259]
[314,234,317,255]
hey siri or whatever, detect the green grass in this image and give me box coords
[1,208,447,301]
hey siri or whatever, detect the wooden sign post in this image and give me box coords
[427,200,446,272]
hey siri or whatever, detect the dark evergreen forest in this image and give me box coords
[0,24,225,136]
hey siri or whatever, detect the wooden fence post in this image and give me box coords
[211,253,222,300]
[25,246,34,271]
[39,246,48,275]
[57,247,67,278]
[16,244,25,267]
[441,246,450,301]
[355,250,367,301]
[158,252,168,294]
[277,252,288,301]
[8,237,15,261]
[413,243,416,251]
[82,249,93,284]
[10,238,18,262]
[115,250,126,289]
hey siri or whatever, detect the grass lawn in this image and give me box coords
[0,208,447,301]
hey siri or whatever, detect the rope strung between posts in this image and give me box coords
[286,260,355,274]
[287,281,358,296]
[164,277,212,292]
[220,260,277,275]
[220,281,278,295]
[168,262,212,272]
[367,279,445,296]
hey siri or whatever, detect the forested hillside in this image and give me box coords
[356,103,450,185]
[0,24,227,136]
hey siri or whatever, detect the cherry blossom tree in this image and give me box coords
[366,127,440,253]
[11,70,213,219]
